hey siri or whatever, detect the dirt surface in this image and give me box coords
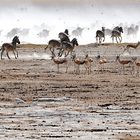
[0,44,140,140]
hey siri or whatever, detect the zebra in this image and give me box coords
[111,26,123,43]
[96,27,105,44]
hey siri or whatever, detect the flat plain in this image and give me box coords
[0,43,139,140]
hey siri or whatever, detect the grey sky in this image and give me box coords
[0,0,140,7]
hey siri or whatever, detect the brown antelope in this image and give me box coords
[131,57,140,76]
[123,41,140,53]
[84,54,93,74]
[0,36,20,59]
[116,55,134,74]
[111,26,123,43]
[96,27,105,44]
[72,54,85,74]
[51,55,68,73]
[96,55,108,72]
[72,54,93,74]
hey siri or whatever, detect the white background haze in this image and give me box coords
[0,0,140,45]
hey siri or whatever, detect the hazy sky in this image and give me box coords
[0,0,140,44]
[0,0,139,5]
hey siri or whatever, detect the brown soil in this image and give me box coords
[0,43,139,139]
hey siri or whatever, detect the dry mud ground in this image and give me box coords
[0,43,140,140]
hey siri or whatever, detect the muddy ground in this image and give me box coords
[0,43,140,140]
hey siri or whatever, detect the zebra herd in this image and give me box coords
[46,26,124,57]
[46,26,125,58]
[96,26,123,44]
[0,27,139,61]
[45,29,79,57]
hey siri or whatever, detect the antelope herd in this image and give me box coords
[0,27,140,76]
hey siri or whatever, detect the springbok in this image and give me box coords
[116,55,134,74]
[111,26,123,43]
[131,57,140,76]
[51,55,68,73]
[45,39,61,56]
[58,38,78,57]
[72,54,93,74]
[0,36,20,59]
[96,27,105,44]
[84,54,93,74]
[96,55,108,72]
[72,54,86,74]
[123,41,140,53]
